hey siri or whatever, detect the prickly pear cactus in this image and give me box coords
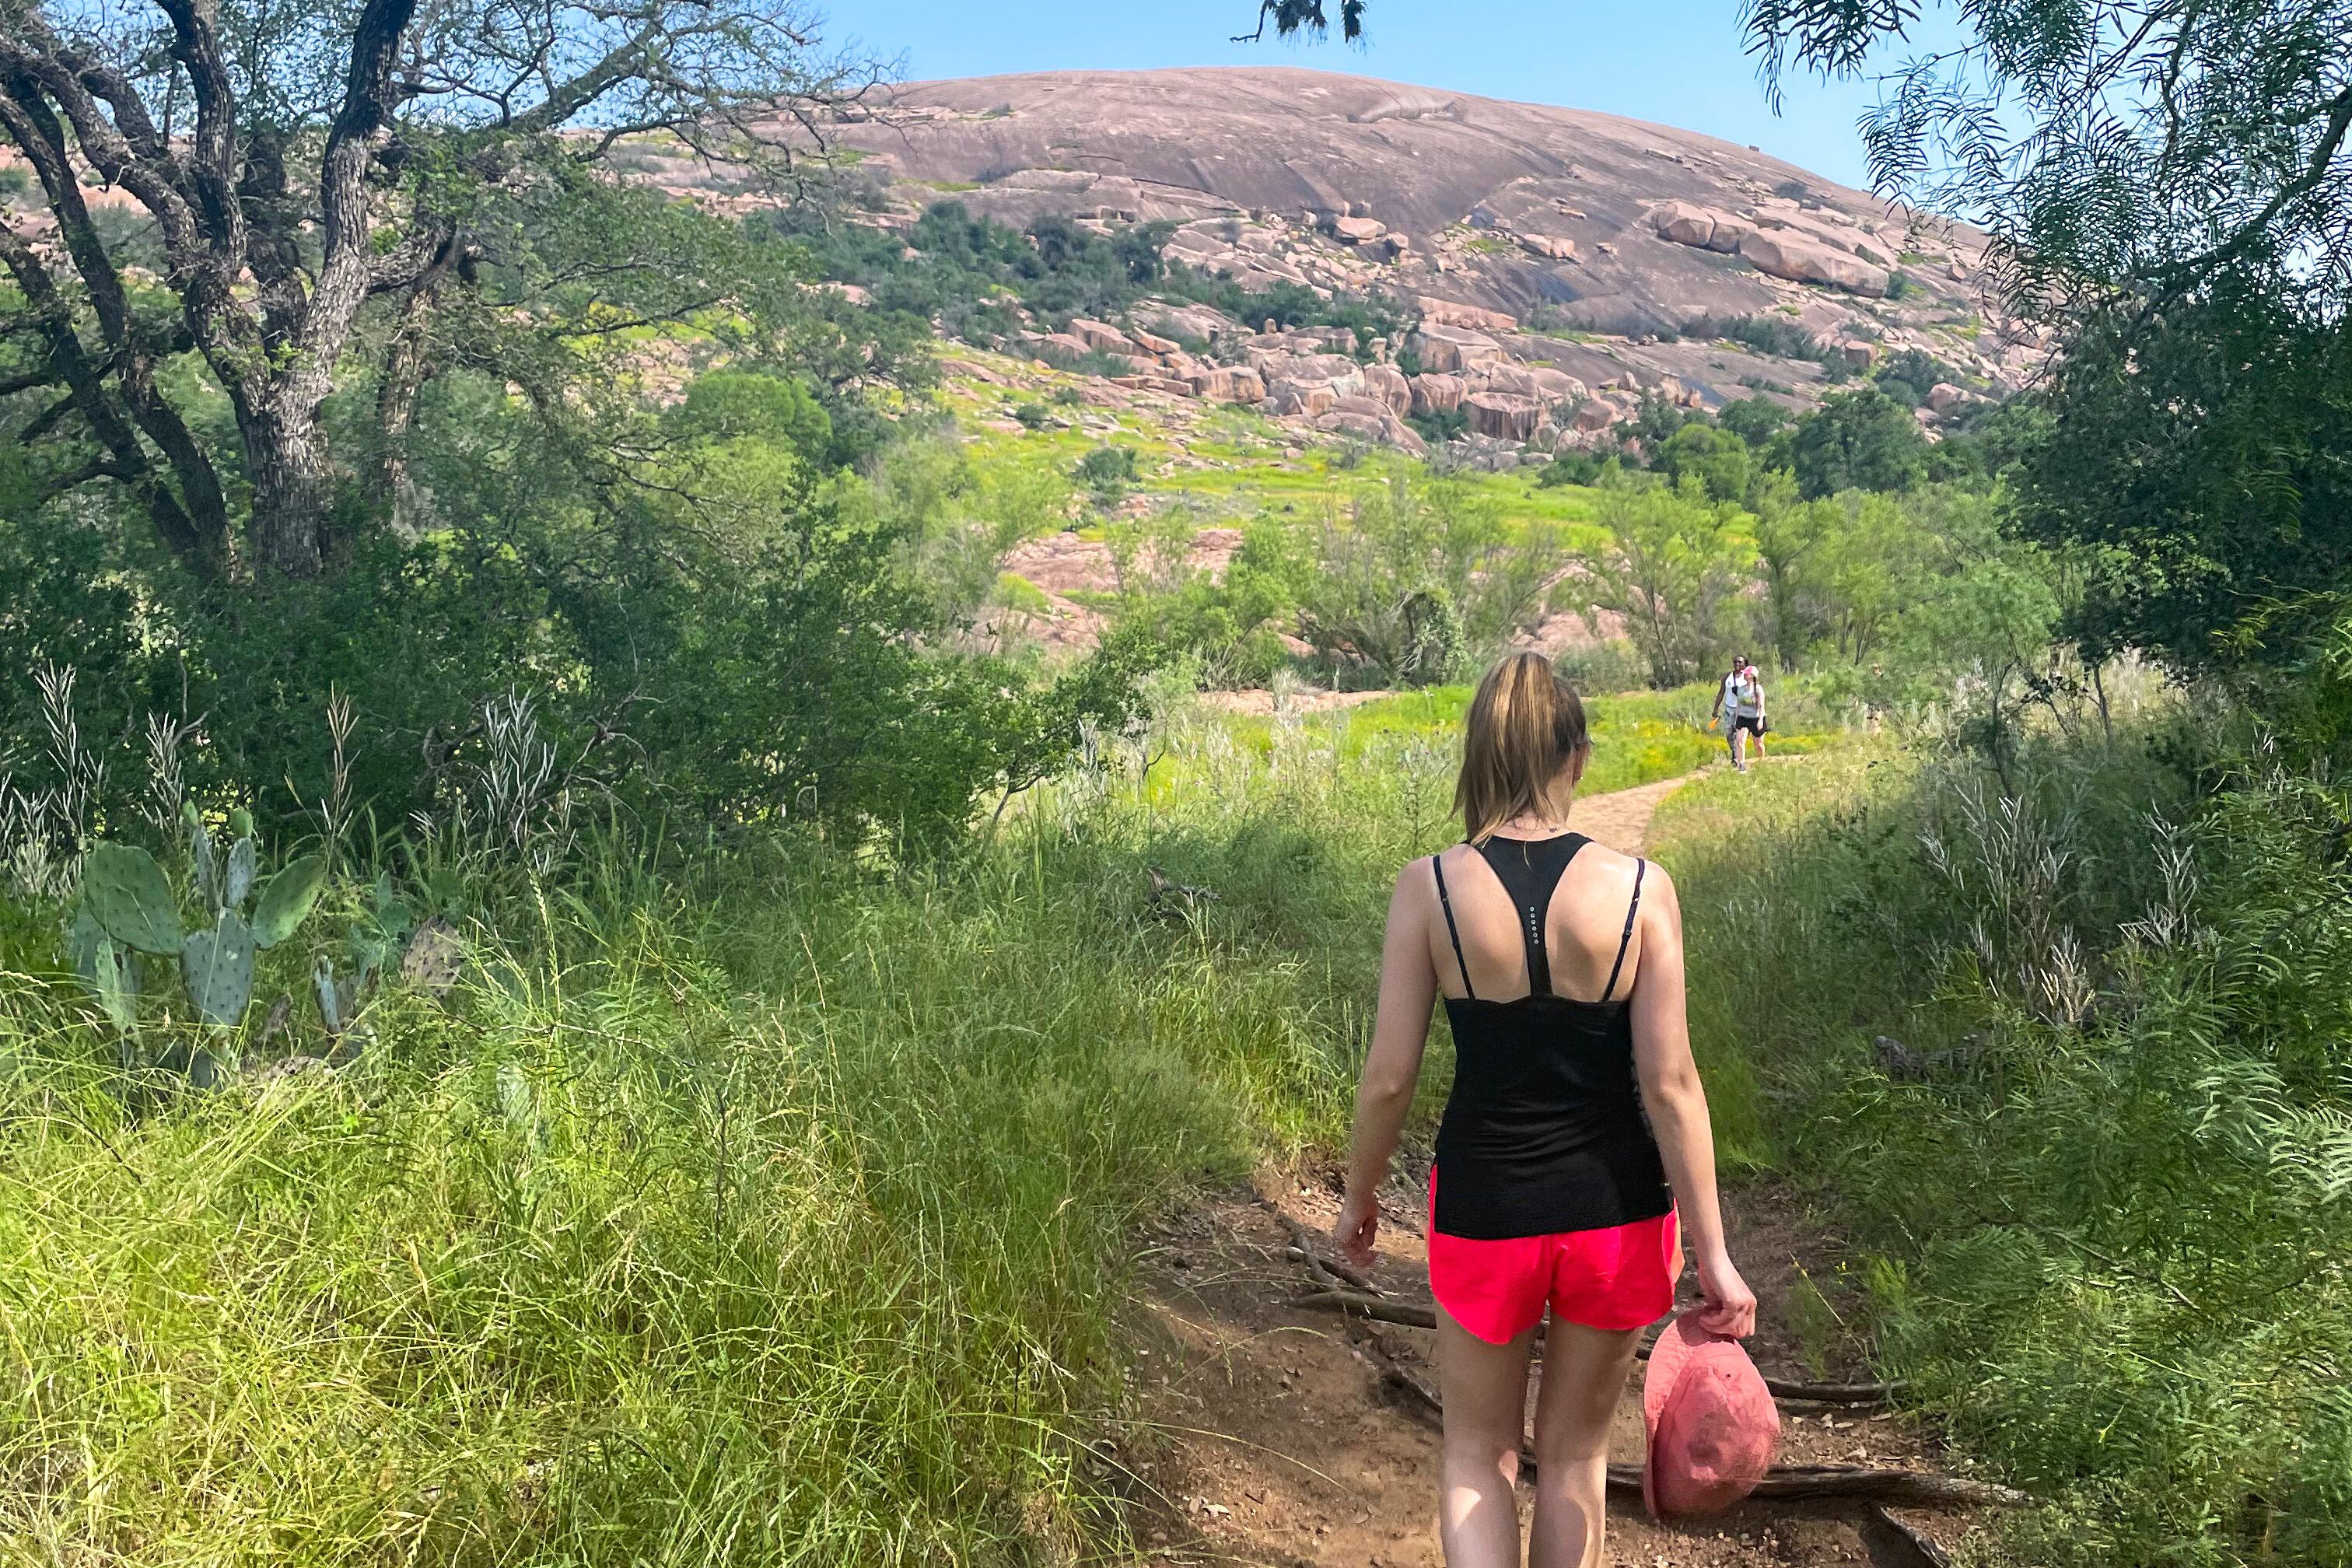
[250,854,326,950]
[84,841,185,957]
[183,909,257,1028]
[67,906,137,1031]
[222,836,256,911]
[190,814,219,908]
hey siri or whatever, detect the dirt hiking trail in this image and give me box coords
[1120,771,1995,1567]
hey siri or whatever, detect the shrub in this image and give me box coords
[1406,406,1467,445]
[1659,704,2352,1565]
[1073,446,1140,507]
[1789,388,1930,499]
[1686,313,1852,383]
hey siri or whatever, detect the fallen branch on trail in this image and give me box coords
[1300,1290,1906,1404]
[1267,1207,1379,1293]
[1605,1465,2032,1510]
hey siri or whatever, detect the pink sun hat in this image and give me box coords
[1641,1308,1781,1519]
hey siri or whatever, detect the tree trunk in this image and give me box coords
[244,403,334,578]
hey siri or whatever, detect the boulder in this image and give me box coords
[1360,362,1412,415]
[1033,331,1096,364]
[1647,200,1720,247]
[1130,327,1182,356]
[1572,397,1624,434]
[1188,366,1267,404]
[1410,324,1503,373]
[1647,200,1758,254]
[1527,366,1588,408]
[1416,296,1518,334]
[1737,231,1890,296]
[1269,380,1339,418]
[1067,317,1135,352]
[1331,214,1388,243]
[1410,373,1467,415]
[1841,341,1881,369]
[1465,390,1544,443]
[1927,381,1979,414]
[1257,351,1361,386]
[1703,213,1755,254]
[1473,362,1537,397]
[1517,233,1579,261]
[1314,404,1429,457]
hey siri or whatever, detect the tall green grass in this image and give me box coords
[1654,704,2352,1565]
[0,691,1566,1563]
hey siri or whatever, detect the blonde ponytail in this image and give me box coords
[1454,653,1590,842]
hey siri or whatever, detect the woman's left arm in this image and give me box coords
[1334,862,1440,1269]
[1629,866,1759,1337]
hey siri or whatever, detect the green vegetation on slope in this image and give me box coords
[1653,681,2352,1565]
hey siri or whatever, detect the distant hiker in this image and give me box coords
[1713,656,1766,772]
[1334,651,1758,1568]
[1707,661,1738,741]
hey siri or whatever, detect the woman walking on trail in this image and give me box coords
[1710,657,1767,772]
[1332,652,1757,1568]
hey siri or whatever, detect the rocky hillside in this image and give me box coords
[779,66,2042,441]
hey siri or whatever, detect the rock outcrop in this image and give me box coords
[816,68,1997,345]
[1734,231,1890,297]
[762,68,2034,460]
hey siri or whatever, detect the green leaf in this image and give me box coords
[250,854,327,949]
[83,841,185,955]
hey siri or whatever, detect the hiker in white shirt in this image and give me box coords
[1710,657,1766,772]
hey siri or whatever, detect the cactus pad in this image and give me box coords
[85,842,186,956]
[223,835,256,911]
[68,907,136,1031]
[250,855,326,949]
[183,910,256,1028]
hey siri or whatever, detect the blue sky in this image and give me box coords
[831,2,1952,190]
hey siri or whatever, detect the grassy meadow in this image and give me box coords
[0,683,1787,1563]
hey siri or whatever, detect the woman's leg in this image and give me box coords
[1435,1308,1536,1566]
[1527,1321,1643,1568]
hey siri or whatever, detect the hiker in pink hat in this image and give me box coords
[1335,653,1759,1568]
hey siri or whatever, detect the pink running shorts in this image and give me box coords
[1426,1170,1681,1343]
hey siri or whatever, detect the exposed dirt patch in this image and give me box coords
[1566,773,1696,856]
[1122,1178,1989,1567]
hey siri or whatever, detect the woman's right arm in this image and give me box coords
[1333,861,1440,1270]
[1627,866,1758,1337]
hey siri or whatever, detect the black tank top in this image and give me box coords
[1428,832,1673,1240]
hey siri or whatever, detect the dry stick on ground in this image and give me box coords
[1377,1363,2024,1510]
[1267,1206,1380,1293]
[1300,1290,1903,1405]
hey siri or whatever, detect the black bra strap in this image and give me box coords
[1601,858,1647,1002]
[1431,853,1475,1002]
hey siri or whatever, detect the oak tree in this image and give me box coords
[0,0,873,579]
